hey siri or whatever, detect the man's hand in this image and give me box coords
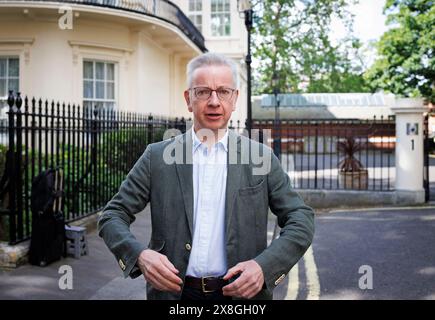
[222,260,264,299]
[137,249,183,293]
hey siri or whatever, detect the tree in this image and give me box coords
[365,0,435,102]
[252,0,368,94]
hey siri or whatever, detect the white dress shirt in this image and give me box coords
[185,129,228,277]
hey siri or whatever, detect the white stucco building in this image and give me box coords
[0,0,248,123]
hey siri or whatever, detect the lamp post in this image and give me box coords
[272,72,281,159]
[238,0,253,137]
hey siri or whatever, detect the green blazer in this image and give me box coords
[98,129,315,300]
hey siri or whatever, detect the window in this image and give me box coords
[188,0,202,33]
[83,60,116,112]
[0,57,19,111]
[211,0,231,36]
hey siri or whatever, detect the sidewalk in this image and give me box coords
[0,208,151,300]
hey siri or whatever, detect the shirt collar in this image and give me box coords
[192,127,229,153]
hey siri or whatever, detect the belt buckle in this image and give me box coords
[201,277,215,293]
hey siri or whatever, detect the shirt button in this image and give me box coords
[185,243,191,251]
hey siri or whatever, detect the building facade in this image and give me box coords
[0,0,248,123]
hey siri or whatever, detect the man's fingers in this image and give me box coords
[161,256,180,276]
[137,250,182,292]
[222,269,262,298]
[222,271,248,294]
[223,265,242,281]
[238,277,262,298]
[157,262,183,285]
[154,267,183,290]
[144,271,166,291]
[242,286,258,299]
[146,269,182,292]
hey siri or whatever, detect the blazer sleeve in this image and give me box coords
[97,144,152,279]
[254,149,315,291]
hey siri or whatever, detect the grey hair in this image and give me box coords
[186,52,239,88]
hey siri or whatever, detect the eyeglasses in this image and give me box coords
[190,87,236,101]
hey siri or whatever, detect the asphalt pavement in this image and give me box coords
[273,205,435,300]
[1,204,435,300]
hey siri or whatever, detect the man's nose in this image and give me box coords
[208,91,220,106]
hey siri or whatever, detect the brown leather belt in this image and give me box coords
[184,276,229,293]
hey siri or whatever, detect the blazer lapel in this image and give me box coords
[225,129,242,235]
[175,130,194,237]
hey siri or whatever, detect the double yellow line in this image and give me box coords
[285,246,320,300]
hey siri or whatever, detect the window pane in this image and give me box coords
[84,80,93,98]
[211,0,216,12]
[0,59,5,77]
[196,16,202,32]
[211,15,219,35]
[106,64,114,81]
[83,61,93,79]
[106,82,114,100]
[0,79,5,96]
[8,79,19,92]
[196,0,202,11]
[9,59,19,77]
[224,0,230,11]
[96,81,104,99]
[96,62,104,80]
[224,14,231,35]
[189,0,194,11]
[189,14,202,32]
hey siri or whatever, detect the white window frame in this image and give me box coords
[83,60,117,112]
[188,0,203,33]
[0,56,20,118]
[211,0,231,36]
[0,56,20,99]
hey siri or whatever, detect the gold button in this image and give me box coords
[274,274,285,286]
[185,243,191,251]
[118,259,126,271]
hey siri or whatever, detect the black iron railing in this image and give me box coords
[253,117,396,191]
[0,91,188,244]
[0,0,207,52]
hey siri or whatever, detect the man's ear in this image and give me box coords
[184,90,193,112]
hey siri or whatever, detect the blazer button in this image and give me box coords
[274,274,286,286]
[185,243,191,251]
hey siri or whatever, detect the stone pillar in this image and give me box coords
[391,98,428,204]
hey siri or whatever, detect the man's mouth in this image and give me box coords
[205,113,223,119]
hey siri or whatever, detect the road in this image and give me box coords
[273,206,435,300]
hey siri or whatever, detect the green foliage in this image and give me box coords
[252,0,369,94]
[365,0,435,102]
[0,125,167,242]
[0,144,7,176]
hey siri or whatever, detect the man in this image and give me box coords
[98,52,315,300]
